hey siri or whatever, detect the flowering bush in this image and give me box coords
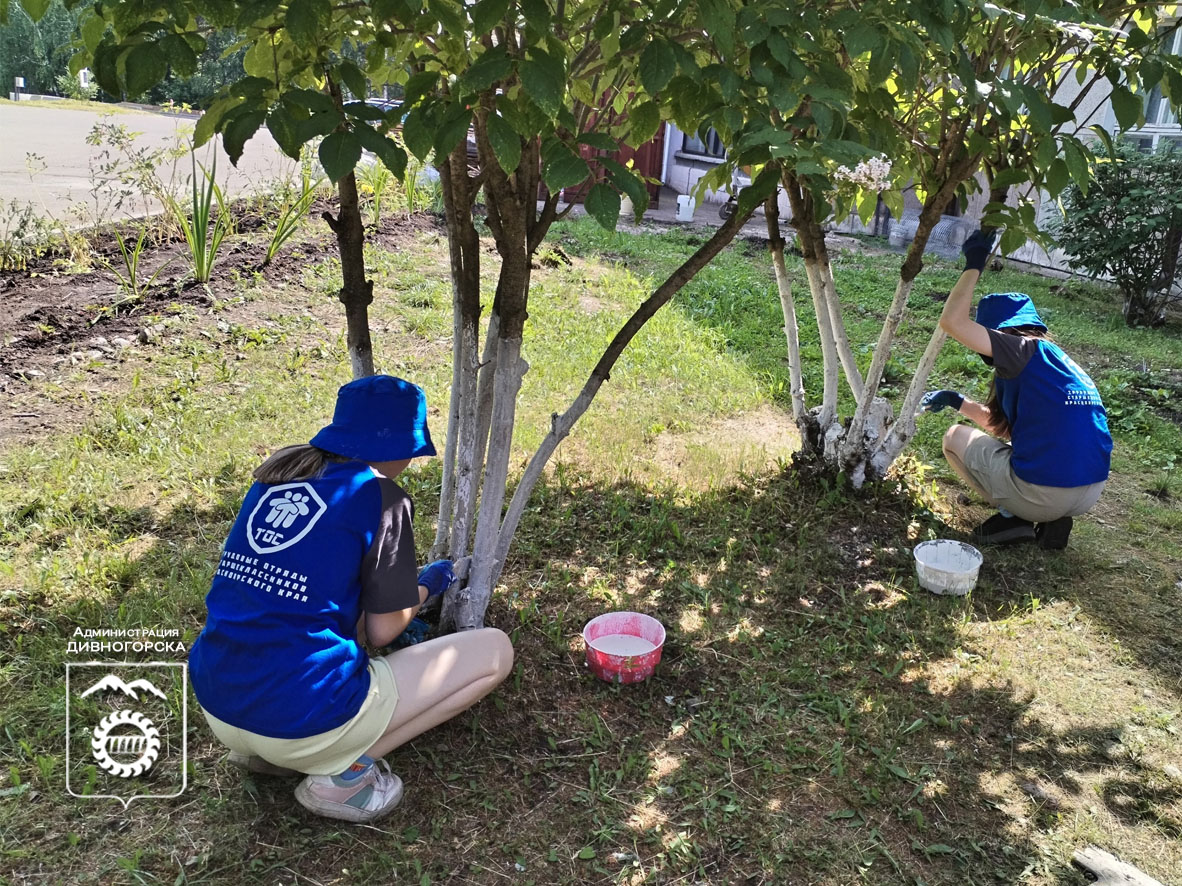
[833,156,893,192]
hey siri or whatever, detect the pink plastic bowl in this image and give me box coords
[582,611,666,684]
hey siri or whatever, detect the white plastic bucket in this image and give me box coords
[913,540,983,596]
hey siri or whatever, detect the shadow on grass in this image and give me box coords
[1,465,1177,884]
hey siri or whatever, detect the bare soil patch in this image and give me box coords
[0,205,445,442]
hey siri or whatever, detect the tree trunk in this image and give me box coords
[765,196,807,425]
[457,335,528,629]
[784,178,840,437]
[432,144,482,560]
[814,236,865,400]
[323,171,374,379]
[839,166,971,475]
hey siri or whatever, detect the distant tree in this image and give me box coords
[145,30,247,108]
[1056,140,1182,327]
[0,0,84,97]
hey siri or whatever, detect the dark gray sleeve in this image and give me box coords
[360,480,421,614]
[987,329,1038,379]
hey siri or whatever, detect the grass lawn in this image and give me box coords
[1,211,1180,885]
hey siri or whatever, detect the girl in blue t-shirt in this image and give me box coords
[920,231,1112,550]
[190,375,514,823]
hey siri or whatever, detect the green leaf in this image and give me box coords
[629,101,660,145]
[520,49,564,117]
[738,165,780,217]
[1045,157,1069,197]
[470,0,510,34]
[999,225,1025,256]
[486,112,522,173]
[287,87,336,114]
[319,130,362,183]
[601,158,648,216]
[91,40,122,97]
[355,124,408,178]
[223,109,265,164]
[344,101,389,122]
[458,48,512,94]
[520,0,549,31]
[195,96,245,146]
[433,103,473,158]
[541,139,589,192]
[1062,139,1090,196]
[1110,86,1143,131]
[845,23,881,56]
[81,13,107,52]
[287,0,329,44]
[401,106,434,161]
[640,39,677,95]
[125,42,168,98]
[160,33,198,78]
[697,0,734,56]
[295,110,341,142]
[577,132,619,152]
[19,0,49,20]
[267,107,304,159]
[576,848,595,860]
[584,183,621,230]
[338,60,368,101]
[924,844,956,855]
[427,0,465,35]
[404,71,439,105]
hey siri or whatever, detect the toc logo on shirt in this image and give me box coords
[246,482,328,553]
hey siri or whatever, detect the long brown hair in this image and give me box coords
[253,444,350,484]
[984,326,1053,438]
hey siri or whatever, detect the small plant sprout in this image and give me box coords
[95,225,174,306]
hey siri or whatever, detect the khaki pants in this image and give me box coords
[949,433,1106,523]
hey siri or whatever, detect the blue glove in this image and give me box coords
[920,390,964,413]
[389,617,431,650]
[961,229,997,273]
[417,560,455,598]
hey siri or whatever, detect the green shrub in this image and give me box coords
[1054,140,1182,328]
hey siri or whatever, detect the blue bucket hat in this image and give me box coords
[310,375,436,461]
[975,292,1048,332]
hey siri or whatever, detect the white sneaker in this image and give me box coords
[294,759,404,823]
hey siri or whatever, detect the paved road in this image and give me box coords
[0,102,293,222]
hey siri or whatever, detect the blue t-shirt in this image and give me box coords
[989,330,1112,488]
[190,460,420,738]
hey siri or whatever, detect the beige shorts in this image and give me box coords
[201,657,398,776]
[961,435,1106,523]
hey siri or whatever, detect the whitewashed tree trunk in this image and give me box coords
[453,338,528,630]
[839,275,916,465]
[801,257,840,432]
[818,257,865,400]
[432,145,482,560]
[872,324,948,473]
[771,250,807,423]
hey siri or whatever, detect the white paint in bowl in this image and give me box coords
[913,539,983,596]
[589,634,658,656]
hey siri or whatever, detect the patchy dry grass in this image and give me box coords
[0,214,1179,885]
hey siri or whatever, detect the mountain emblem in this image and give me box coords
[80,675,167,701]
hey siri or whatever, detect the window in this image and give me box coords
[681,128,726,159]
[1144,28,1181,128]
